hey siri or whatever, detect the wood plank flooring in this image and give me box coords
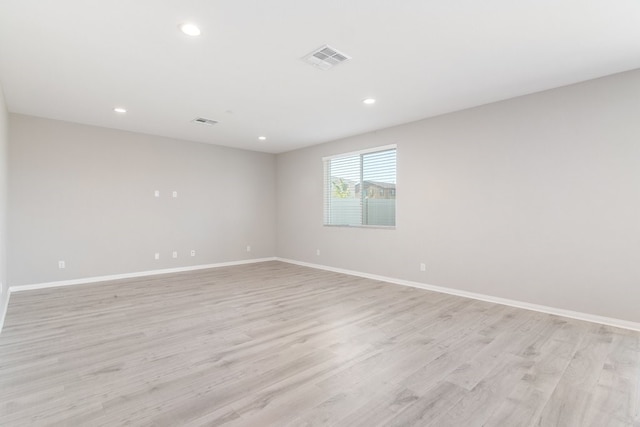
[0,261,639,426]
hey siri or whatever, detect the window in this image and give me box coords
[324,145,396,227]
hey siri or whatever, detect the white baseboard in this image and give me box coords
[0,257,277,334]
[276,257,640,332]
[0,290,10,334]
[4,256,638,334]
[8,257,277,293]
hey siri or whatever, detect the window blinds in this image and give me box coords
[324,146,396,227]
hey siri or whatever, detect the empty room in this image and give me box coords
[0,1,639,426]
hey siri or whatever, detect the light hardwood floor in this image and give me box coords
[0,261,639,426]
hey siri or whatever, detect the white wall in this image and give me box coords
[8,115,276,286]
[0,84,8,327]
[277,69,640,324]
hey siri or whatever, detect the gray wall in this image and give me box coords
[0,84,8,324]
[6,70,640,324]
[8,115,276,285]
[277,69,640,323]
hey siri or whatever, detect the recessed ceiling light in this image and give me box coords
[179,23,201,36]
[363,98,376,105]
[258,136,267,141]
[114,107,127,113]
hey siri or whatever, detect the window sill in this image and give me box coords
[323,224,396,230]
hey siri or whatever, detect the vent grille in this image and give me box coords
[192,117,218,126]
[302,45,351,70]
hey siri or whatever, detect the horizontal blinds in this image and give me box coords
[324,147,396,227]
[325,154,361,226]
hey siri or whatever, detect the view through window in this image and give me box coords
[324,146,396,227]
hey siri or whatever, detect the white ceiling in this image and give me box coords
[1,0,639,153]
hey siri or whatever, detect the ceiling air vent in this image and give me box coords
[302,45,351,70]
[192,117,218,126]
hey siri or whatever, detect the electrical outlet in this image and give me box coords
[172,251,178,258]
[155,253,160,260]
[154,190,160,198]
[172,191,178,198]
[316,249,320,256]
[246,245,251,252]
[420,263,426,272]
[190,250,196,257]
[58,260,66,269]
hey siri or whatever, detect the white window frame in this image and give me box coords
[323,144,397,229]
